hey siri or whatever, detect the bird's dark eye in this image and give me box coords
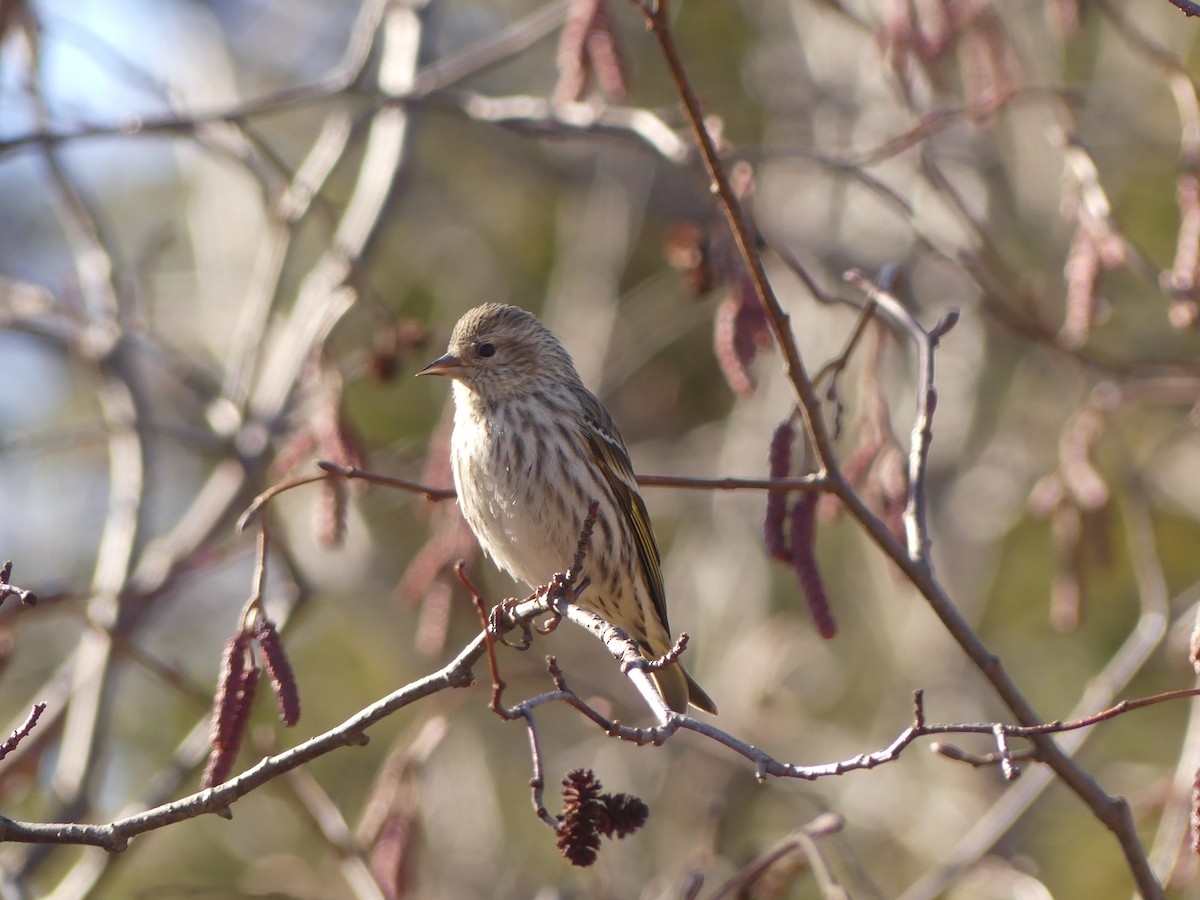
[477,341,496,358]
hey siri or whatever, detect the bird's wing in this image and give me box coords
[575,387,671,635]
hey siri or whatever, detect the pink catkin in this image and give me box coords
[1189,606,1200,678]
[789,493,836,638]
[957,13,1019,117]
[714,294,755,396]
[553,0,597,104]
[913,0,951,59]
[763,419,796,563]
[413,578,453,659]
[1170,174,1200,293]
[1059,411,1108,510]
[714,277,773,397]
[585,1,626,101]
[871,443,910,546]
[317,475,349,549]
[209,634,249,746]
[1061,224,1100,348]
[395,513,476,603]
[371,793,418,900]
[732,277,773,365]
[553,0,625,104]
[1192,767,1200,854]
[255,620,301,727]
[202,665,260,788]
[818,425,883,522]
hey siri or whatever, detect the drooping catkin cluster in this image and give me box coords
[1027,406,1113,632]
[556,769,649,867]
[879,1,1021,117]
[1060,215,1126,350]
[1055,141,1130,350]
[763,418,836,639]
[553,0,626,105]
[203,634,258,789]
[713,275,773,397]
[1164,172,1200,328]
[201,618,301,789]
[663,165,772,398]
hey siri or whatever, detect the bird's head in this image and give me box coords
[418,303,578,402]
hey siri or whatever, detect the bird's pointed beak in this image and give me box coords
[417,352,466,379]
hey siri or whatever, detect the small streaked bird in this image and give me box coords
[419,303,716,714]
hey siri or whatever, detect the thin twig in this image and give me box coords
[0,562,38,607]
[316,461,456,501]
[237,473,328,532]
[0,705,47,763]
[812,291,879,438]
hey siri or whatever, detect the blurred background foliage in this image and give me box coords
[2,0,1200,897]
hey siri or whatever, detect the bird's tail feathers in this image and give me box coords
[651,661,718,715]
[684,666,718,715]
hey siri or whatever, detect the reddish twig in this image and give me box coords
[460,561,506,714]
[316,460,457,501]
[237,472,328,532]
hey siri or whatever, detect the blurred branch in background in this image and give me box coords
[2,0,1200,897]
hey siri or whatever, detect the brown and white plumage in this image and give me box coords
[419,303,715,714]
